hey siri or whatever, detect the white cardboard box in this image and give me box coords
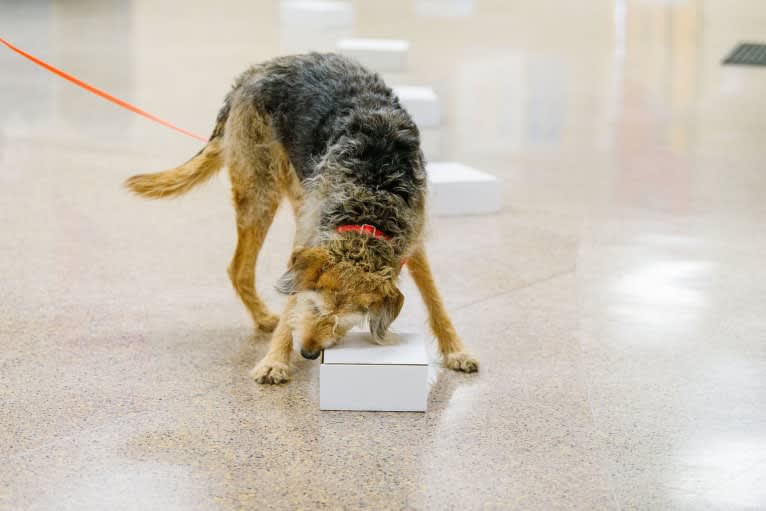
[336,38,409,72]
[393,86,440,128]
[427,162,501,216]
[280,1,354,28]
[415,0,474,18]
[320,332,429,412]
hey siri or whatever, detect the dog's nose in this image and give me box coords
[301,348,321,360]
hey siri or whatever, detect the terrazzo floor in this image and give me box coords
[2,1,766,509]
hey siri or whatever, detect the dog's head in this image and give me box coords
[275,246,404,359]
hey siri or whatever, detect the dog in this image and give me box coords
[125,53,478,384]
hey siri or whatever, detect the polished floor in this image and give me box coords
[2,1,766,509]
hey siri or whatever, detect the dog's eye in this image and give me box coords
[311,304,322,315]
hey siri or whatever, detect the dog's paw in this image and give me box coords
[256,313,279,333]
[444,352,479,373]
[250,360,290,384]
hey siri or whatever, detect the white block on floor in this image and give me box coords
[393,86,440,127]
[415,0,474,18]
[427,162,501,216]
[336,38,409,72]
[320,332,429,412]
[280,1,354,27]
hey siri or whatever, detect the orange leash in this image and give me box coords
[1,36,208,143]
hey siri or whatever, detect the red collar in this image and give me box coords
[336,224,392,241]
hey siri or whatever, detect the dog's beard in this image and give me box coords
[290,292,365,351]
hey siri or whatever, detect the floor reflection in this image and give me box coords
[2,0,766,509]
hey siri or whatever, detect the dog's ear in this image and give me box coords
[275,247,328,294]
[368,287,404,342]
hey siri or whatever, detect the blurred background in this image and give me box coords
[1,1,766,510]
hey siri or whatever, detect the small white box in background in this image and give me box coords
[280,0,354,28]
[415,0,474,18]
[393,85,440,127]
[336,38,409,72]
[427,162,501,216]
[320,332,430,412]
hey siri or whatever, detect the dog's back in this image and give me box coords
[126,53,426,241]
[230,53,427,243]
[239,53,410,180]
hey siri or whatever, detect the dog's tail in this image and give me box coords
[124,101,230,199]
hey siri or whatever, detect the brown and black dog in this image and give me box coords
[125,53,478,383]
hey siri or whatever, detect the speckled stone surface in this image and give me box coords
[2,1,766,509]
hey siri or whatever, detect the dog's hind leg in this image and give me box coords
[224,95,286,332]
[407,245,479,373]
[227,158,281,332]
[226,107,286,333]
[227,175,280,332]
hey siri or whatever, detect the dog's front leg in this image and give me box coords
[407,246,479,373]
[250,296,296,384]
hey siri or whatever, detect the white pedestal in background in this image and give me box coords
[336,38,409,72]
[427,162,501,216]
[320,332,429,412]
[393,85,440,127]
[280,0,354,27]
[415,0,474,17]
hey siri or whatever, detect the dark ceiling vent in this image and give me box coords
[723,42,766,66]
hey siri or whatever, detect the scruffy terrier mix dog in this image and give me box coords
[126,53,478,383]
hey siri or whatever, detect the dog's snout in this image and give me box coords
[300,348,321,360]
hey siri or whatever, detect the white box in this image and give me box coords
[280,1,354,28]
[427,162,501,216]
[393,86,440,127]
[415,0,474,18]
[320,332,429,412]
[336,38,409,72]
